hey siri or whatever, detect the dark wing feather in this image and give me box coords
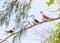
[43,15,50,19]
[34,19,39,23]
[40,11,50,19]
[5,30,13,33]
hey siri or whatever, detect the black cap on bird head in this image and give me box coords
[40,11,43,13]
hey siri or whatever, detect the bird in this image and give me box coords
[30,15,40,25]
[40,11,51,21]
[4,28,15,34]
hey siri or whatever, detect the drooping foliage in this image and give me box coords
[0,0,32,43]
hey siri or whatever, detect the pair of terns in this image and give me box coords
[31,11,52,25]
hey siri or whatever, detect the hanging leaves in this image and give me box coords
[15,2,19,12]
[0,0,18,26]
[0,14,7,25]
[0,0,32,43]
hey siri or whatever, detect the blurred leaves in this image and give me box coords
[0,0,31,27]
[12,0,32,43]
[58,14,60,17]
[58,9,60,13]
[0,0,18,26]
[55,22,60,28]
[15,0,31,28]
[45,0,55,6]
[42,29,56,43]
[52,29,60,43]
[0,1,31,42]
[42,22,60,43]
[0,14,7,25]
[46,2,51,6]
[1,0,60,43]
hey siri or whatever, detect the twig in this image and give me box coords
[0,39,9,43]
[0,17,60,43]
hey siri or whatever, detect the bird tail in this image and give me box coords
[4,30,8,32]
[4,30,9,35]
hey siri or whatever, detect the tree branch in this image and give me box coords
[0,17,60,43]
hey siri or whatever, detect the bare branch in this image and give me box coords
[0,17,60,43]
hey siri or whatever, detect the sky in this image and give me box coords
[0,0,59,43]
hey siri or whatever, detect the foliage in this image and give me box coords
[42,0,60,42]
[1,0,60,43]
[45,0,55,6]
[55,22,60,28]
[58,14,60,17]
[42,22,60,43]
[0,0,18,26]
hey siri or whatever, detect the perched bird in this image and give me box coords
[40,11,51,21]
[4,28,15,34]
[30,15,40,25]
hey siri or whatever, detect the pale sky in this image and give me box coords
[0,0,59,43]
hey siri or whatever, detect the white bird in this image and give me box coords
[40,11,51,21]
[30,15,40,25]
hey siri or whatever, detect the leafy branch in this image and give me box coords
[0,0,60,43]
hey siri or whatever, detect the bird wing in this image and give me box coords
[43,14,50,19]
[4,30,9,33]
[40,11,50,19]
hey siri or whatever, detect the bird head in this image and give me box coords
[40,11,43,14]
[12,28,15,31]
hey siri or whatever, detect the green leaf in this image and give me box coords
[55,22,60,28]
[46,2,51,6]
[45,0,55,6]
[58,14,60,17]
